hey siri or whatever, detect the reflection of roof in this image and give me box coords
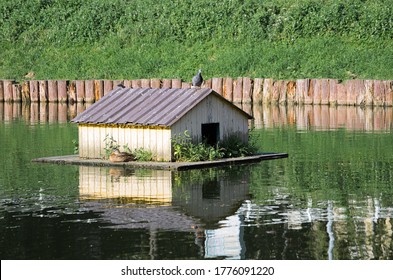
[72,87,252,126]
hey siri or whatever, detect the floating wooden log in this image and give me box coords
[21,81,30,103]
[48,80,58,102]
[161,79,172,88]
[103,80,113,95]
[29,80,39,102]
[12,83,22,102]
[233,77,243,103]
[263,78,273,104]
[85,80,95,103]
[151,79,161,88]
[94,80,104,101]
[39,80,48,103]
[3,80,13,103]
[212,78,223,96]
[252,78,263,105]
[57,80,67,103]
[76,80,85,103]
[242,77,252,103]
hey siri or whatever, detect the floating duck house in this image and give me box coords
[72,87,253,161]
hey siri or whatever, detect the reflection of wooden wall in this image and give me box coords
[79,166,172,204]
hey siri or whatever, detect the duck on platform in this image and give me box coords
[109,148,135,162]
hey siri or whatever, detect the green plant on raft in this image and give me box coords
[103,134,121,159]
[133,147,153,161]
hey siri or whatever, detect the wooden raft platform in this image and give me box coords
[32,153,288,171]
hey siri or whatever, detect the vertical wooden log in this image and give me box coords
[114,80,123,87]
[263,78,273,104]
[94,80,104,101]
[233,77,243,103]
[0,80,4,102]
[57,80,67,103]
[373,80,385,106]
[29,80,39,102]
[181,82,191,88]
[39,80,48,103]
[364,80,374,106]
[77,103,86,115]
[312,79,321,105]
[162,79,172,88]
[47,80,58,102]
[346,80,357,106]
[304,79,314,105]
[123,80,132,88]
[212,78,223,95]
[286,80,296,104]
[3,80,13,102]
[223,77,233,102]
[151,79,161,88]
[321,79,330,105]
[131,79,141,88]
[202,78,212,88]
[278,80,287,104]
[76,80,85,103]
[85,80,95,103]
[12,83,22,103]
[21,81,30,103]
[171,79,182,88]
[271,80,280,104]
[141,79,150,88]
[336,81,347,105]
[68,81,76,104]
[295,79,308,105]
[383,80,392,107]
[103,80,113,95]
[252,78,264,105]
[241,103,252,116]
[329,79,338,105]
[354,80,366,106]
[242,77,252,103]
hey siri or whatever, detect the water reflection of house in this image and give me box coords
[78,166,250,259]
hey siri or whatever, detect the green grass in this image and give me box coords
[1,0,392,80]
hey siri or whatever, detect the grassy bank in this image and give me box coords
[1,0,392,80]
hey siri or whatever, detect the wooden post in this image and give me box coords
[104,80,113,95]
[223,77,233,102]
[373,80,385,106]
[212,78,223,95]
[364,80,374,106]
[278,80,287,104]
[85,80,95,103]
[328,79,338,105]
[94,80,104,101]
[252,78,264,105]
[320,79,329,105]
[171,79,182,88]
[57,80,68,103]
[263,78,273,104]
[12,83,22,103]
[141,79,150,88]
[304,79,314,105]
[114,80,123,87]
[0,80,4,102]
[3,80,13,102]
[312,79,321,105]
[76,80,85,103]
[295,79,307,105]
[242,77,252,103]
[384,80,392,107]
[151,79,161,88]
[181,82,191,88]
[68,81,76,104]
[162,79,172,88]
[286,80,296,105]
[48,80,58,102]
[123,80,132,88]
[39,80,48,103]
[202,78,212,88]
[233,77,243,103]
[336,81,347,105]
[131,79,141,88]
[22,81,30,103]
[271,80,280,104]
[346,80,357,106]
[29,80,39,102]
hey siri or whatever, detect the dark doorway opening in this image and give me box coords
[202,123,220,146]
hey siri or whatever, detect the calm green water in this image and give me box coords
[0,105,392,260]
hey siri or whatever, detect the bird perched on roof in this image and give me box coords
[117,83,125,88]
[192,69,203,87]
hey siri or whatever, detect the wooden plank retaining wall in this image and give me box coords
[0,78,392,106]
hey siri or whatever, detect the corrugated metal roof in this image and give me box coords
[72,87,252,127]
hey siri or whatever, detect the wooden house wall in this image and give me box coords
[79,166,172,204]
[78,124,172,161]
[171,94,249,143]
